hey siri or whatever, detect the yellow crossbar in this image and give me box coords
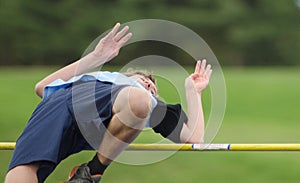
[0,142,16,150]
[229,144,300,151]
[2,142,300,151]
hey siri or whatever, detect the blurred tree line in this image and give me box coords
[0,0,299,66]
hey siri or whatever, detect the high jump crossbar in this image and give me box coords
[1,142,300,151]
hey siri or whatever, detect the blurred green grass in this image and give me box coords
[1,66,300,183]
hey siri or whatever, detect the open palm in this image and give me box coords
[185,59,212,93]
[92,23,132,64]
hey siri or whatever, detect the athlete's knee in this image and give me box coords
[5,164,39,183]
[113,87,151,127]
[128,87,151,119]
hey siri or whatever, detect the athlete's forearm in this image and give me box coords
[180,90,205,143]
[35,52,106,98]
[35,23,132,98]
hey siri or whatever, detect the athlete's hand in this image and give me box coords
[185,59,212,94]
[91,22,132,64]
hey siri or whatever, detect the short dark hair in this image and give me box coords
[123,69,156,85]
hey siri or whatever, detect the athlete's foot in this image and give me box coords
[64,164,101,183]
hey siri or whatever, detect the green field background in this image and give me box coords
[1,67,300,183]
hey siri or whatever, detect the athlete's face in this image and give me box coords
[130,75,158,96]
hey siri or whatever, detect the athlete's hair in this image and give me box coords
[123,69,156,85]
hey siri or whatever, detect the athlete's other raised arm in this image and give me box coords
[35,22,132,98]
[180,59,212,143]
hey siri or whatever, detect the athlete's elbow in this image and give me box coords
[185,130,204,143]
[180,126,204,144]
[185,137,204,144]
[34,82,44,98]
[180,132,204,144]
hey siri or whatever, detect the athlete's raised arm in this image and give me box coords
[35,22,132,98]
[180,59,212,143]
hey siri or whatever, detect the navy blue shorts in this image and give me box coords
[8,80,128,182]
